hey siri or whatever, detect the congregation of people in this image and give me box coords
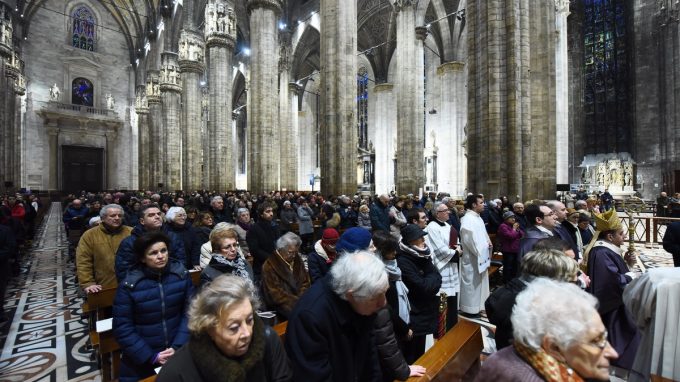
[2,187,680,381]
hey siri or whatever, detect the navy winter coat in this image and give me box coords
[114,224,186,281]
[285,274,381,382]
[167,222,201,268]
[113,260,193,381]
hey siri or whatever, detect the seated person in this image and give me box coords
[113,232,193,382]
[201,228,253,286]
[476,278,619,381]
[261,232,310,320]
[157,274,292,381]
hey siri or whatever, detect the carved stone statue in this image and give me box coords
[49,83,61,101]
[105,93,115,109]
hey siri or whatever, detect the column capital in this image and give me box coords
[247,0,282,15]
[436,61,465,75]
[415,26,428,41]
[160,52,183,93]
[372,83,394,92]
[288,82,303,95]
[555,0,570,14]
[46,126,60,136]
[393,0,416,12]
[179,29,206,73]
[205,0,237,48]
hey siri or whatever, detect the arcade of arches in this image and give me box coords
[1,0,679,200]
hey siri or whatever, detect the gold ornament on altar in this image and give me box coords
[622,196,645,254]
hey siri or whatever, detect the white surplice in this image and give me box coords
[459,210,491,314]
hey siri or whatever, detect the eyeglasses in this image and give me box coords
[219,243,238,251]
[437,209,450,214]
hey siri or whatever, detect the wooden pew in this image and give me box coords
[405,319,483,382]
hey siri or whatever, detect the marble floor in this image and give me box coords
[0,203,674,382]
[0,202,100,382]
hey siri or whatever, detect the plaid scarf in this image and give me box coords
[514,342,585,382]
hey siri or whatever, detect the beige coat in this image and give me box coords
[76,224,132,288]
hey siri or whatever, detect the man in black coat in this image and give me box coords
[518,204,557,262]
[547,200,580,260]
[285,251,386,382]
[246,202,281,281]
[662,221,680,267]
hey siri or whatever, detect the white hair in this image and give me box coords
[330,250,388,301]
[89,216,101,227]
[276,232,302,250]
[100,203,123,218]
[211,195,223,206]
[511,278,599,351]
[165,206,185,223]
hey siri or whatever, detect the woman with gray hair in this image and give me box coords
[475,278,619,381]
[285,250,388,381]
[157,274,292,381]
[261,232,310,320]
[166,206,201,270]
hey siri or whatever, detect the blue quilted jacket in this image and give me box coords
[113,260,193,368]
[114,224,186,281]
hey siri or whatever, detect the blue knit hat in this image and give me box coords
[335,227,372,254]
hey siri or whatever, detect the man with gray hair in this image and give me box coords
[209,195,232,224]
[285,250,387,381]
[76,204,132,293]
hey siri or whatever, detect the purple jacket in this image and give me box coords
[474,346,543,382]
[496,222,523,253]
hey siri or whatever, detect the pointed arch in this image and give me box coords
[290,25,320,81]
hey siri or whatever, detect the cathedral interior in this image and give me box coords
[0,0,679,200]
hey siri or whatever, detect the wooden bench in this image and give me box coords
[405,319,483,381]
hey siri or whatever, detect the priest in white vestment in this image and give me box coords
[623,267,680,382]
[459,194,491,316]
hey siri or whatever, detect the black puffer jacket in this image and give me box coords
[373,307,410,381]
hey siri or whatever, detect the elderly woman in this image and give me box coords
[262,232,310,320]
[496,211,524,282]
[201,222,250,267]
[357,204,372,230]
[201,227,253,286]
[476,278,619,381]
[157,275,292,381]
[113,232,194,382]
[486,248,580,350]
[166,206,201,270]
[191,211,214,250]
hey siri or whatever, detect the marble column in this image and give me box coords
[0,3,13,188]
[146,71,163,189]
[247,0,281,193]
[179,29,206,192]
[555,0,570,185]
[467,0,555,200]
[278,30,295,191]
[4,50,24,190]
[394,1,426,195]
[437,61,467,196]
[47,125,59,191]
[319,0,357,196]
[289,83,302,189]
[135,85,150,190]
[205,0,236,191]
[160,52,183,191]
[373,83,397,194]
[284,82,301,191]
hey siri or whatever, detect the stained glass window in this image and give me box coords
[72,77,94,106]
[583,0,630,154]
[357,67,369,150]
[71,6,96,51]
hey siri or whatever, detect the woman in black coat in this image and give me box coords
[395,224,442,364]
[157,274,292,382]
[372,231,426,381]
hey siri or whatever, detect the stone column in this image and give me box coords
[437,61,467,196]
[289,83,302,189]
[179,29,206,192]
[278,31,295,191]
[467,0,555,200]
[373,83,396,194]
[47,125,59,191]
[160,52,183,191]
[146,71,163,189]
[247,0,281,193]
[205,0,236,191]
[555,0,570,185]
[135,85,150,190]
[394,1,426,195]
[319,0,357,196]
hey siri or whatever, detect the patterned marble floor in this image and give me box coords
[0,204,674,382]
[0,202,100,382]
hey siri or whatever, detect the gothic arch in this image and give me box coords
[290,25,320,82]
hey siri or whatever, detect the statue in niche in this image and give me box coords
[105,93,115,109]
[49,83,61,101]
[179,40,188,60]
[368,140,374,153]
